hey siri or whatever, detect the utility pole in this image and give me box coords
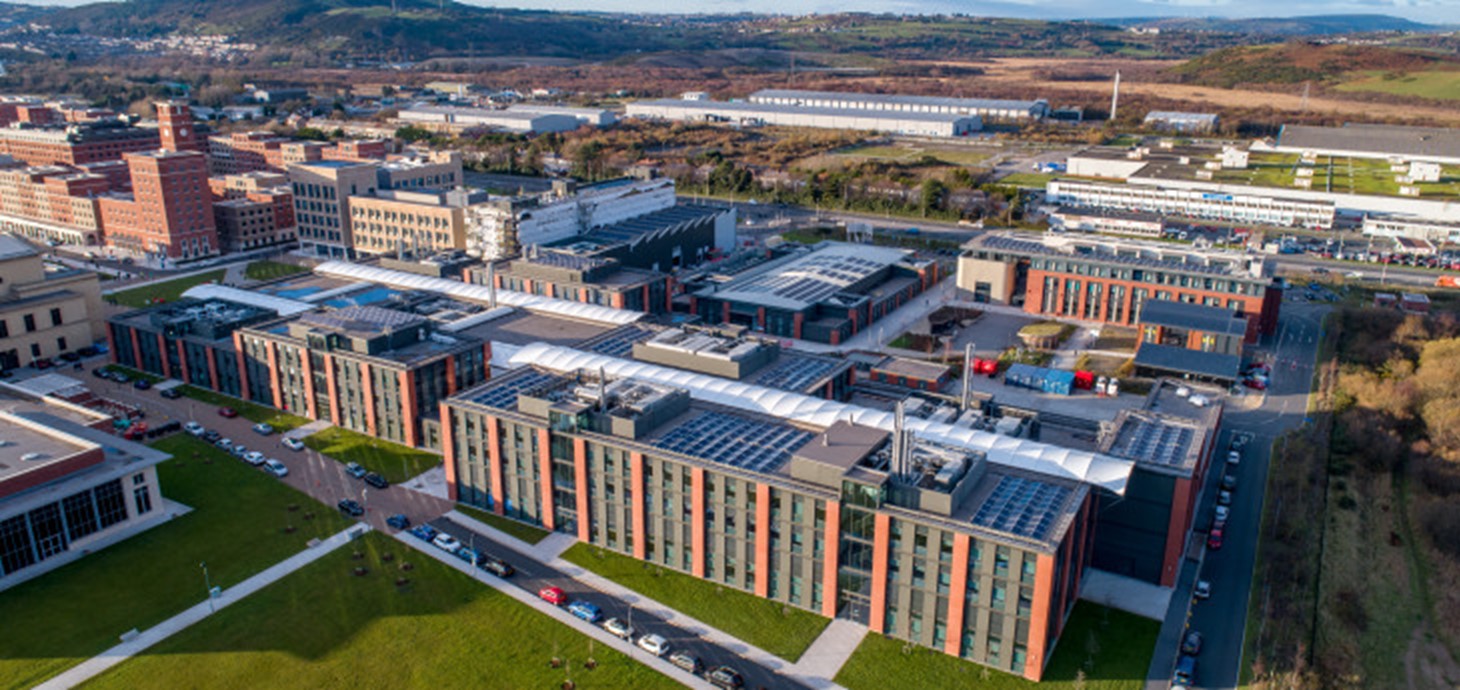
[1109,71,1121,122]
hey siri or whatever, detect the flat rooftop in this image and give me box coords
[1101,409,1208,477]
[748,89,1046,112]
[1138,299,1249,337]
[0,410,92,483]
[1135,343,1242,381]
[968,232,1268,280]
[296,305,427,339]
[704,242,913,311]
[632,99,977,124]
[460,310,611,348]
[1277,123,1460,161]
[567,204,724,251]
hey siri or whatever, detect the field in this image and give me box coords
[1204,153,1460,200]
[1335,69,1460,102]
[302,426,441,484]
[176,385,311,432]
[560,543,830,661]
[85,532,682,690]
[0,435,351,690]
[242,260,309,282]
[835,142,993,167]
[836,601,1158,690]
[457,504,551,545]
[997,172,1056,188]
[106,270,226,308]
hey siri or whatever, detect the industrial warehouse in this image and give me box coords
[746,89,1051,122]
[624,98,981,137]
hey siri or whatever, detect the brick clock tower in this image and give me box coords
[155,102,203,154]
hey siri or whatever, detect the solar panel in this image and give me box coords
[757,357,838,392]
[651,411,811,473]
[471,370,556,410]
[585,326,656,357]
[970,476,1073,541]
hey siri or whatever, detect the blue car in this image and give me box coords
[386,514,410,530]
[567,600,602,623]
[455,547,480,565]
[409,525,438,542]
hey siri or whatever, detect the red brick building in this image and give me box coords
[98,150,218,260]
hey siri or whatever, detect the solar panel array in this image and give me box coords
[583,206,721,246]
[470,370,557,410]
[983,235,1241,277]
[1111,417,1196,468]
[971,475,1072,542]
[752,253,891,305]
[756,357,838,392]
[529,251,611,271]
[652,411,811,473]
[585,326,656,357]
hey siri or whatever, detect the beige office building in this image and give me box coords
[0,234,103,369]
[349,188,484,256]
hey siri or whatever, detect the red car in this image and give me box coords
[218,407,238,418]
[1207,528,1225,550]
[538,586,567,606]
[1243,377,1268,390]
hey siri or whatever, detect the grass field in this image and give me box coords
[836,601,1158,690]
[1211,152,1460,200]
[0,435,351,690]
[302,426,440,484]
[561,543,830,661]
[107,270,226,308]
[1335,69,1460,102]
[834,143,992,167]
[175,385,311,432]
[242,260,309,282]
[85,532,682,690]
[101,364,163,384]
[997,172,1056,188]
[457,504,551,545]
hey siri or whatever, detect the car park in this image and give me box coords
[1207,529,1224,550]
[337,499,364,517]
[602,617,634,640]
[217,407,238,418]
[567,601,603,623]
[1182,631,1204,656]
[133,379,151,390]
[364,473,389,489]
[479,557,514,578]
[184,421,205,436]
[432,534,462,554]
[1193,580,1211,600]
[538,586,567,606]
[282,437,305,451]
[409,525,438,542]
[708,666,746,689]
[668,651,703,675]
[262,459,288,477]
[344,462,368,479]
[252,423,274,435]
[636,634,669,657]
[386,514,411,530]
[160,387,183,399]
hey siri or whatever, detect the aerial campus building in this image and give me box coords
[625,98,982,138]
[1045,178,1337,230]
[746,89,1050,122]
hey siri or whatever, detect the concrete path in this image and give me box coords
[389,530,720,690]
[1079,568,1174,621]
[285,419,332,439]
[446,509,574,563]
[37,524,370,690]
[785,618,868,682]
[402,465,449,499]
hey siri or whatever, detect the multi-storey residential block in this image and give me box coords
[0,234,103,369]
[97,150,217,261]
[348,188,484,256]
[0,118,161,167]
[0,165,109,247]
[465,177,677,260]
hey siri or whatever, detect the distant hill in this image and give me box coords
[1109,14,1433,36]
[1167,42,1458,88]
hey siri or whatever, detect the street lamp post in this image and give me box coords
[201,561,214,613]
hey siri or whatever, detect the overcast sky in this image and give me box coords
[13,0,1459,23]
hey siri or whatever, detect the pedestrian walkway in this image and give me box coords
[285,419,332,439]
[446,509,575,563]
[403,465,449,499]
[785,618,867,683]
[389,531,720,690]
[36,524,369,690]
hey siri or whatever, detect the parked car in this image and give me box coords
[160,387,183,399]
[538,586,567,606]
[567,600,603,623]
[133,379,151,390]
[637,633,669,657]
[1221,474,1238,491]
[1217,490,1233,507]
[1174,655,1197,685]
[432,533,462,554]
[215,438,234,452]
[602,617,634,640]
[386,514,411,530]
[231,444,248,458]
[708,666,746,689]
[92,367,109,379]
[364,473,389,489]
[202,430,221,443]
[33,358,53,370]
[344,462,368,479]
[1227,450,1241,465]
[1193,580,1212,601]
[111,371,128,383]
[184,421,205,436]
[243,450,265,465]
[455,547,480,565]
[409,524,438,542]
[217,407,238,418]
[1207,529,1225,550]
[262,459,288,478]
[282,437,305,451]
[1182,631,1204,656]
[337,499,364,517]
[668,651,703,675]
[252,422,275,435]
[1214,505,1230,526]
[479,557,514,578]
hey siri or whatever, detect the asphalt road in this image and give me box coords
[427,516,803,690]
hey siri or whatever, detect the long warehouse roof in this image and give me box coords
[628,99,976,124]
[507,342,1135,494]
[749,89,1047,111]
[313,261,644,326]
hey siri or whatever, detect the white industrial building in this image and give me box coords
[746,89,1049,121]
[1273,123,1460,165]
[624,98,980,137]
[465,177,678,260]
[1362,216,1460,243]
[1142,111,1219,134]
[1048,207,1167,238]
[506,104,617,128]
[397,105,581,134]
[1047,179,1337,229]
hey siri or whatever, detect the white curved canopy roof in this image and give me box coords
[181,284,316,317]
[508,342,1134,494]
[314,261,643,327]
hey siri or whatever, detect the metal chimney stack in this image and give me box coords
[486,262,497,308]
[961,342,974,411]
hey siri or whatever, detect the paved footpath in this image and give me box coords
[36,524,369,690]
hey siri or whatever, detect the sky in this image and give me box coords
[11,0,1460,23]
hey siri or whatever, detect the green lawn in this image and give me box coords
[107,270,226,308]
[457,504,551,545]
[243,260,309,282]
[1336,69,1460,102]
[176,385,311,432]
[561,543,830,661]
[101,364,163,384]
[303,426,440,484]
[0,435,352,690]
[84,532,681,690]
[836,601,1159,690]
[997,172,1055,188]
[836,143,990,167]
